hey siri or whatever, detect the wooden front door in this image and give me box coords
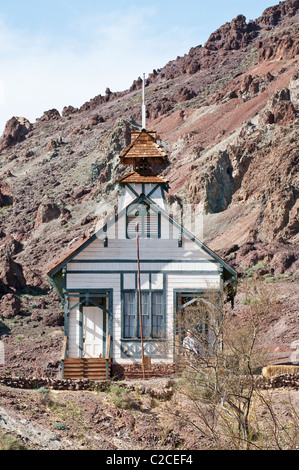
[83,307,104,358]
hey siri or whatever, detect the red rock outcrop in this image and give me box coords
[256,0,299,26]
[0,116,32,153]
[205,15,258,51]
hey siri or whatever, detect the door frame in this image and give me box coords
[82,305,105,358]
[173,289,222,372]
[64,290,113,360]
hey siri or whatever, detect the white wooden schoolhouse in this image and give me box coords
[47,94,237,379]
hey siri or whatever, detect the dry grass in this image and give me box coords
[262,365,299,378]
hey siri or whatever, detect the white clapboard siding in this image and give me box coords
[167,274,220,290]
[146,186,167,211]
[68,298,80,358]
[73,237,214,261]
[66,273,120,290]
[67,261,219,272]
[118,187,137,211]
[123,273,136,289]
[151,273,164,289]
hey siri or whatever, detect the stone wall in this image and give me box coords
[261,373,299,390]
[0,374,108,391]
[1,372,298,392]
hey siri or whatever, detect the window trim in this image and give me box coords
[126,202,161,239]
[122,290,165,340]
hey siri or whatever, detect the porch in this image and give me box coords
[63,358,112,380]
[61,327,112,380]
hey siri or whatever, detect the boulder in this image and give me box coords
[46,139,59,152]
[174,87,196,102]
[31,311,42,322]
[0,256,26,293]
[42,312,64,327]
[37,109,61,122]
[0,293,21,319]
[34,201,61,228]
[0,181,13,208]
[0,116,32,153]
[62,105,78,117]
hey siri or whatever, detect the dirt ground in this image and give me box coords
[0,377,298,451]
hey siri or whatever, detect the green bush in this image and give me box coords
[243,261,268,277]
[54,422,67,431]
[108,385,137,410]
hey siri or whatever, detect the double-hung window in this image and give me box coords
[123,291,164,339]
[123,292,136,338]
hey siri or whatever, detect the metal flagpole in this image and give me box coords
[142,73,146,130]
[136,222,145,379]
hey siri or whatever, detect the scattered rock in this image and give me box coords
[60,207,71,222]
[62,105,78,117]
[0,181,13,208]
[46,139,60,152]
[42,312,64,327]
[0,256,26,293]
[80,215,96,226]
[37,109,61,122]
[34,201,61,228]
[30,311,42,322]
[217,241,299,275]
[87,114,105,127]
[174,87,196,102]
[261,373,299,390]
[0,293,21,319]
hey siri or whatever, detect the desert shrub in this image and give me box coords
[54,422,67,430]
[0,433,27,450]
[107,385,138,410]
[36,387,52,406]
[173,283,298,449]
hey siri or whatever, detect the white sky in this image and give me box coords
[0,0,279,134]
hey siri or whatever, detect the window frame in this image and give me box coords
[122,290,165,340]
[126,202,161,239]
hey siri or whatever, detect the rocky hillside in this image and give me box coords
[0,0,298,375]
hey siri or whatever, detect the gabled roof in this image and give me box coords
[47,193,237,282]
[119,129,168,165]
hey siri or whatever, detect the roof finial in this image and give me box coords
[142,73,146,130]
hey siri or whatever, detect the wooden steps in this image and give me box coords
[63,358,111,380]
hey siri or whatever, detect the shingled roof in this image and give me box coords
[117,171,169,187]
[119,129,168,165]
